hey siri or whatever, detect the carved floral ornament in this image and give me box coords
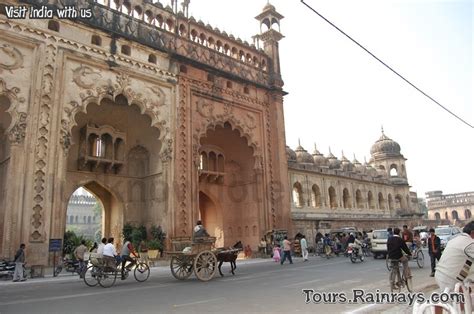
[0,43,23,73]
[0,79,27,144]
[193,99,262,171]
[61,65,171,155]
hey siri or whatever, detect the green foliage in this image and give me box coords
[150,225,166,242]
[131,225,147,248]
[63,230,93,258]
[122,223,134,240]
[148,239,163,250]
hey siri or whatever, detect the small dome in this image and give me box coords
[370,129,401,158]
[295,140,314,164]
[327,148,341,169]
[340,151,353,172]
[364,160,378,177]
[352,155,365,174]
[286,146,296,162]
[312,144,328,167]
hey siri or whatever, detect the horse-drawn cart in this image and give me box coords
[165,236,218,282]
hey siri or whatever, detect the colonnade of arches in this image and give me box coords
[434,209,472,221]
[291,181,409,211]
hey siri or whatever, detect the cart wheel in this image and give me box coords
[170,256,193,280]
[98,269,117,288]
[193,251,217,281]
[134,262,150,282]
[416,250,424,268]
[83,265,99,287]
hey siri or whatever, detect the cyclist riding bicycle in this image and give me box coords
[387,227,412,287]
[121,237,139,280]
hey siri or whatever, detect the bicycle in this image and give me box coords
[83,255,150,288]
[386,247,424,271]
[388,258,412,292]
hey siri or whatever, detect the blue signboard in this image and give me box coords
[49,239,62,252]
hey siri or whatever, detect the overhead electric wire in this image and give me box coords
[300,0,473,129]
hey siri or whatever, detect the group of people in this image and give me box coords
[74,237,139,280]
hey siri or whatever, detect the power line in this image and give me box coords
[300,0,473,129]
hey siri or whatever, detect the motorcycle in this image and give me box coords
[0,260,27,280]
[348,246,365,263]
[54,258,81,276]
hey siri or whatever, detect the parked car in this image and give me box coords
[435,225,462,249]
[369,229,389,258]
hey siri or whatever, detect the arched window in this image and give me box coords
[356,189,363,208]
[343,188,351,208]
[368,191,375,209]
[435,212,441,221]
[390,164,398,176]
[378,192,385,209]
[121,45,131,56]
[93,137,105,157]
[87,216,92,224]
[292,182,303,208]
[311,184,321,208]
[452,210,459,220]
[387,194,393,210]
[48,20,60,32]
[328,186,337,209]
[69,216,74,224]
[91,35,102,46]
[465,209,472,219]
[148,54,157,64]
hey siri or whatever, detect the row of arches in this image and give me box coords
[434,209,472,221]
[292,182,409,210]
[67,215,98,224]
[94,0,266,70]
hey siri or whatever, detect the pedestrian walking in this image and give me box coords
[272,244,281,262]
[428,228,441,277]
[280,236,293,265]
[12,243,26,282]
[300,235,308,261]
[74,240,88,278]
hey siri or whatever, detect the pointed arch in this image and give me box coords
[356,189,363,208]
[328,186,337,209]
[293,182,303,208]
[311,184,321,208]
[343,188,351,209]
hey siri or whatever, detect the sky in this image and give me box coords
[184,0,473,198]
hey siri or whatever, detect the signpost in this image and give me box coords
[49,239,62,277]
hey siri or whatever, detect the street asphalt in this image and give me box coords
[0,250,438,314]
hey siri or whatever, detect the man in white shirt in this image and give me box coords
[435,221,474,291]
[300,235,308,261]
[103,237,118,270]
[97,237,107,256]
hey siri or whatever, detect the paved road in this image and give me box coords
[0,251,435,314]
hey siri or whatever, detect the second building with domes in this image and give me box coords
[287,130,421,244]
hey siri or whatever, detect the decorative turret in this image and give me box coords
[294,139,313,164]
[253,1,284,87]
[340,150,353,172]
[312,143,328,167]
[370,127,408,184]
[327,147,341,169]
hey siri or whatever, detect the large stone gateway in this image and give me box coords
[0,0,290,265]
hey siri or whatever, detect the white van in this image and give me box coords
[369,229,389,258]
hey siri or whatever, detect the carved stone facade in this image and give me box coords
[426,191,474,225]
[0,1,290,264]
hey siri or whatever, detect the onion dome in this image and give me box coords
[263,2,276,11]
[340,151,353,172]
[370,127,402,158]
[352,154,365,174]
[312,143,328,167]
[286,145,296,162]
[327,147,341,169]
[295,139,314,164]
